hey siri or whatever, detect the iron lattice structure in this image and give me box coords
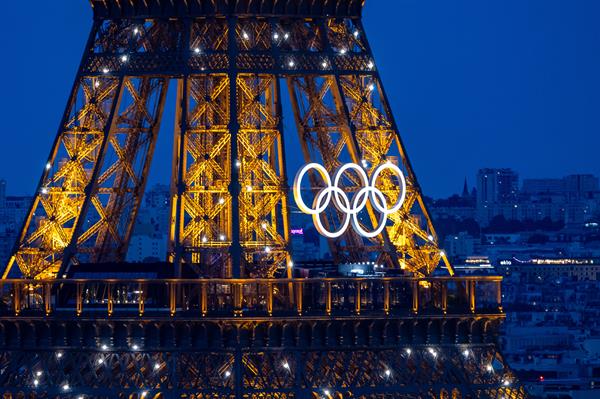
[0,1,528,398]
[5,0,451,281]
[0,276,527,399]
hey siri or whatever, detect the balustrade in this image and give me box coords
[0,276,503,318]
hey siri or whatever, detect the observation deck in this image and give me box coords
[1,276,502,320]
[0,276,520,398]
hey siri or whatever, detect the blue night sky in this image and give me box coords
[0,1,598,198]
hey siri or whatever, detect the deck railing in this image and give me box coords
[0,276,503,318]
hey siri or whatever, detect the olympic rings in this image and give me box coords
[293,162,407,238]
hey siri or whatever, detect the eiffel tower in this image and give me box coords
[0,1,527,398]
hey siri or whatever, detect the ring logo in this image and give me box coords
[293,162,407,238]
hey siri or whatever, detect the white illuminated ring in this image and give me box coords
[293,162,407,239]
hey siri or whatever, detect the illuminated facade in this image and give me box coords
[0,1,527,398]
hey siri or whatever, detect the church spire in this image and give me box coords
[462,177,469,198]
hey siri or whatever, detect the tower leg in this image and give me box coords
[169,74,234,277]
[169,15,292,279]
[170,73,291,278]
[283,18,450,276]
[5,20,170,280]
[5,69,125,279]
[334,72,444,276]
[62,77,169,271]
[237,74,290,278]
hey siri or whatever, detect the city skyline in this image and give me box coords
[0,0,599,198]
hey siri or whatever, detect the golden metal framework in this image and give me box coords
[0,2,529,398]
[4,2,451,280]
[170,74,290,278]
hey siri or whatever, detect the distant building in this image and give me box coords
[483,233,521,244]
[500,270,600,397]
[497,258,600,281]
[2,195,31,231]
[477,168,519,205]
[476,168,519,225]
[430,195,476,221]
[289,211,330,261]
[142,184,171,233]
[128,183,171,261]
[563,174,599,200]
[0,180,32,265]
[429,179,477,223]
[470,170,600,228]
[443,232,477,260]
[0,180,6,207]
[521,174,599,226]
[522,178,564,195]
[144,183,170,208]
[126,234,168,263]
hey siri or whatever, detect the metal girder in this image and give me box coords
[170,74,233,276]
[0,342,528,398]
[169,73,290,278]
[5,69,123,279]
[4,74,168,280]
[64,77,168,269]
[89,0,366,19]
